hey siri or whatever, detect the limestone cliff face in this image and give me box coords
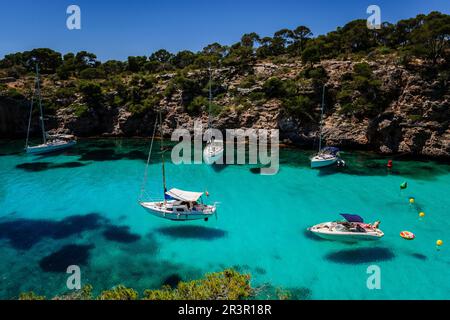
[0,57,448,159]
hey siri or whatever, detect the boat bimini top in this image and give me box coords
[165,188,204,202]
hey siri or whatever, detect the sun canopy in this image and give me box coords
[321,147,340,155]
[165,188,203,202]
[340,214,364,223]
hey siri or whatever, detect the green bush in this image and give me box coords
[283,95,315,120]
[187,96,207,114]
[71,103,89,117]
[79,67,105,80]
[143,269,252,300]
[98,285,138,300]
[18,292,46,300]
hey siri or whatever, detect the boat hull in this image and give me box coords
[140,202,216,221]
[26,140,77,155]
[311,156,338,168]
[309,230,383,241]
[203,145,224,165]
[308,222,384,242]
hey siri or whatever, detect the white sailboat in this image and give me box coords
[25,64,76,155]
[139,108,217,221]
[308,214,384,242]
[310,85,342,168]
[203,65,224,165]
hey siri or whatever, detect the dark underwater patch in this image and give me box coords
[325,247,395,264]
[78,149,118,161]
[52,213,106,239]
[15,161,87,172]
[254,267,267,275]
[102,225,141,243]
[39,244,94,272]
[156,226,227,240]
[411,253,428,261]
[0,213,106,250]
[162,274,183,288]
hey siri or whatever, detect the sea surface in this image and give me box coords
[0,138,449,300]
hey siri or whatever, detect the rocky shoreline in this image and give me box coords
[1,57,449,160]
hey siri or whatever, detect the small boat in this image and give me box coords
[140,188,216,221]
[26,139,77,155]
[203,64,224,165]
[25,64,76,155]
[310,85,343,169]
[203,138,224,165]
[308,214,384,241]
[311,147,341,168]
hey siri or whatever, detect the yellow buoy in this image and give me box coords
[409,198,415,204]
[419,212,425,218]
[436,240,443,247]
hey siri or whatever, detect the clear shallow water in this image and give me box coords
[0,139,449,300]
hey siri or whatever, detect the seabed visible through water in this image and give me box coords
[0,138,449,299]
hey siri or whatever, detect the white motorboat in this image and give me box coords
[203,138,224,164]
[310,85,343,169]
[25,64,76,155]
[308,214,384,242]
[140,188,216,221]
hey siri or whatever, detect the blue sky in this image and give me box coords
[0,0,448,61]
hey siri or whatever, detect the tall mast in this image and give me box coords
[35,64,46,144]
[159,107,167,195]
[318,85,325,152]
[207,63,212,135]
[25,87,35,148]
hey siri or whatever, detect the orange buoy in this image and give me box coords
[400,231,415,240]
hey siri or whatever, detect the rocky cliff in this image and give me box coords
[1,55,449,159]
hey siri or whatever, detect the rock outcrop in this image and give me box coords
[1,56,448,159]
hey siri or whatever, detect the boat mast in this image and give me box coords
[35,64,46,144]
[159,107,167,195]
[318,85,325,152]
[207,63,212,141]
[25,85,35,148]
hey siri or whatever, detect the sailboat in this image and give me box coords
[310,85,342,169]
[139,107,217,221]
[203,65,224,165]
[25,64,76,155]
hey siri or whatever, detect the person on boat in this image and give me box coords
[372,221,381,229]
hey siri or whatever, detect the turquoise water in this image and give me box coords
[0,139,449,300]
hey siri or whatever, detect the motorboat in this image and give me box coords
[308,214,384,241]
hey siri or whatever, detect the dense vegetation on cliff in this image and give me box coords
[0,12,448,157]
